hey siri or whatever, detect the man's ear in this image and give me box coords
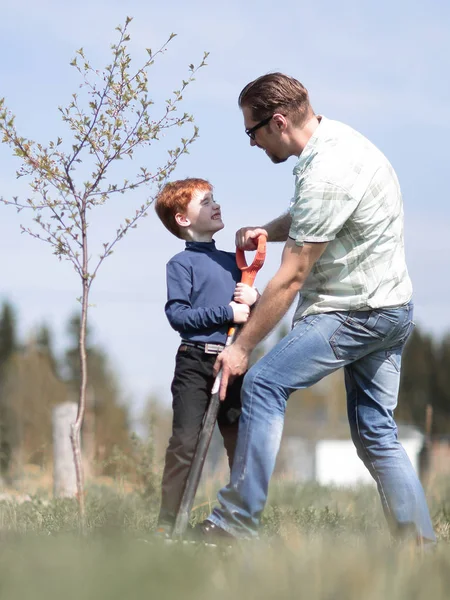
[272,113,288,132]
[175,212,191,229]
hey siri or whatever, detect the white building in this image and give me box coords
[277,425,424,486]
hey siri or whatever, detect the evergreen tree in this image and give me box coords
[0,301,18,475]
[1,340,67,471]
[398,327,438,432]
[433,333,450,434]
[0,301,17,369]
[36,323,58,374]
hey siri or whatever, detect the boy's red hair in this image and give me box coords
[155,178,213,239]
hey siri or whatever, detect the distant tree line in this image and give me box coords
[1,300,446,487]
[0,300,131,481]
[398,327,450,435]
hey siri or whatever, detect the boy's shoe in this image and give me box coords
[193,520,236,546]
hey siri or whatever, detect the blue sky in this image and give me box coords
[0,0,449,418]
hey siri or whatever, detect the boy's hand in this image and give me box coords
[229,301,250,324]
[234,283,259,307]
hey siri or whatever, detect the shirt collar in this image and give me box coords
[185,240,217,252]
[293,115,328,176]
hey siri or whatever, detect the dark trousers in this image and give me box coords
[158,344,243,528]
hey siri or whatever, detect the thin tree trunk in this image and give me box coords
[70,213,89,534]
[83,386,96,480]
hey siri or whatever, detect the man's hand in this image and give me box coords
[235,213,291,247]
[235,227,268,250]
[214,343,250,401]
[229,301,250,323]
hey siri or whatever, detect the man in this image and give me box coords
[195,72,436,546]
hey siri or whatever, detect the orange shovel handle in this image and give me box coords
[225,234,267,340]
[236,234,267,286]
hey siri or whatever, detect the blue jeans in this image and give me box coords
[208,303,436,543]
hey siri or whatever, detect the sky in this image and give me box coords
[0,0,449,421]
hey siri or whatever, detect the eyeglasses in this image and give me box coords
[245,115,273,140]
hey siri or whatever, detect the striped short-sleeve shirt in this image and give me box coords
[289,116,412,322]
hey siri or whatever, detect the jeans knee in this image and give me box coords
[242,364,287,416]
[351,423,399,463]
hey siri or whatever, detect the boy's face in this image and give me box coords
[176,188,224,240]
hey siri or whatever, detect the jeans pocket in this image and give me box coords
[330,311,397,361]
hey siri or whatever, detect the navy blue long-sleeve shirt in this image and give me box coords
[165,240,241,344]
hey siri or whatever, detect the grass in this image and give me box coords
[0,476,449,599]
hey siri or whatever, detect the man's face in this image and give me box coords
[242,106,288,164]
[184,189,224,236]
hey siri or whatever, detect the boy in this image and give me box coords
[154,177,258,537]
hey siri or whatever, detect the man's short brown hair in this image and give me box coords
[155,178,212,239]
[238,72,313,126]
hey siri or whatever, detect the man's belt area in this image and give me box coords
[179,340,225,355]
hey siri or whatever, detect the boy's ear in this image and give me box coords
[175,212,191,229]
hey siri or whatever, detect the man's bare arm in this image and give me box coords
[262,212,292,242]
[235,239,327,353]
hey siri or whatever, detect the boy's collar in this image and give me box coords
[185,240,217,251]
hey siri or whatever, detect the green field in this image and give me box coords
[0,477,449,599]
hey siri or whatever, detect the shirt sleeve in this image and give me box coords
[164,260,234,333]
[288,177,360,246]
